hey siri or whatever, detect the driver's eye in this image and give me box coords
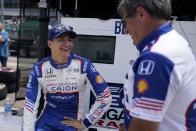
[54,38,73,45]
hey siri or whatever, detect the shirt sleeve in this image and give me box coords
[23,64,42,131]
[129,52,180,122]
[81,59,112,128]
[1,31,9,42]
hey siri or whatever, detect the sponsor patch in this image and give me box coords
[90,65,96,72]
[96,75,104,84]
[45,68,53,75]
[137,79,149,94]
[138,60,155,75]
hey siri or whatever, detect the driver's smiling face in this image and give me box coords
[48,34,74,62]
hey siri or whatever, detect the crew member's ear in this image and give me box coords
[136,6,146,19]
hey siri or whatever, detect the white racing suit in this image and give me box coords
[23,54,112,131]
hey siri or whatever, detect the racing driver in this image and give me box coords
[22,24,112,131]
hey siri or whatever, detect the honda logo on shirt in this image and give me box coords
[46,68,53,75]
[138,60,155,75]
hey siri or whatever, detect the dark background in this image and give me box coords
[46,0,196,20]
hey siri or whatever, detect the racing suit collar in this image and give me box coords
[136,23,173,53]
[49,54,74,69]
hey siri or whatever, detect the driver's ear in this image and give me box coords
[48,40,52,48]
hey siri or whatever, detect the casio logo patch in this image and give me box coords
[138,60,155,75]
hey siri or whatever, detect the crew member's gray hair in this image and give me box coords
[118,0,172,20]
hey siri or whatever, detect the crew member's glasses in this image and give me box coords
[121,14,134,26]
[121,15,130,26]
[121,18,126,26]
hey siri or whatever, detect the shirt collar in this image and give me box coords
[49,54,73,69]
[136,23,173,53]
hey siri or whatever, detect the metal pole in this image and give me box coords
[73,0,79,17]
[37,0,50,117]
[57,0,61,23]
[37,0,50,60]
[59,0,62,10]
[75,0,78,10]
[0,0,4,22]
